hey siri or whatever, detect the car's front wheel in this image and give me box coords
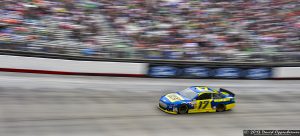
[178,104,188,114]
[216,104,226,112]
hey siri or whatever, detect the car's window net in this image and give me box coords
[198,93,212,100]
[213,93,223,99]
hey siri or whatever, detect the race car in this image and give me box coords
[158,86,235,114]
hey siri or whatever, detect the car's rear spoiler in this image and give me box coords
[219,88,235,97]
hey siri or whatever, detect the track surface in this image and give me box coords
[0,72,299,136]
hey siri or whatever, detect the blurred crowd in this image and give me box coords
[101,0,300,61]
[0,0,105,56]
[0,0,299,61]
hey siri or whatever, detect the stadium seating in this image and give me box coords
[100,0,299,60]
[0,0,299,61]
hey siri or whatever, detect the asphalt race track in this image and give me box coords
[0,72,299,136]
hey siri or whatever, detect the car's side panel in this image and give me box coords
[211,99,235,111]
[188,99,216,113]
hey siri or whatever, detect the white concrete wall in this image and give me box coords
[273,67,300,78]
[0,55,148,75]
[0,55,299,78]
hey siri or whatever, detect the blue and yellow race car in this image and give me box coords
[158,86,235,114]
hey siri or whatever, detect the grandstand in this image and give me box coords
[0,0,299,62]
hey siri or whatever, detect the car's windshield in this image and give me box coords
[178,88,198,100]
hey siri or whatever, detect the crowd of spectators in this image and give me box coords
[0,0,299,61]
[101,0,300,61]
[0,0,106,56]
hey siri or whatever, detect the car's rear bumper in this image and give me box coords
[226,103,235,110]
[158,106,177,114]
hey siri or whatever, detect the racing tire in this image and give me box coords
[216,104,226,112]
[178,104,188,114]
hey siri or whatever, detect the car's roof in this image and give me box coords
[189,86,215,93]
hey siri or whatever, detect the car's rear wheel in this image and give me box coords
[216,104,226,112]
[178,104,188,114]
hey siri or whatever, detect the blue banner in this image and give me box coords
[148,66,178,77]
[213,68,241,79]
[183,67,210,77]
[245,68,271,79]
[148,64,272,79]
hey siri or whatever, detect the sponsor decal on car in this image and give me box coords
[166,93,184,102]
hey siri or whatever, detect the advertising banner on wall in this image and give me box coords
[148,65,179,77]
[244,68,272,79]
[213,68,241,79]
[148,64,272,79]
[183,66,210,78]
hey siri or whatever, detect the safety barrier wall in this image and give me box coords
[0,52,299,79]
[273,67,300,78]
[0,55,147,76]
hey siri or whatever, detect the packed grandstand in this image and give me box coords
[0,0,299,62]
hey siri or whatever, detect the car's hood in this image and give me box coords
[160,93,190,104]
